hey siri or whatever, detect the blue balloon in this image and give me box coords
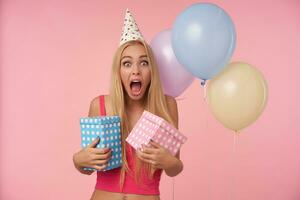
[171,3,236,80]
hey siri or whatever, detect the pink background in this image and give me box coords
[1,0,300,199]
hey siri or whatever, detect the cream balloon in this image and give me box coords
[206,62,268,132]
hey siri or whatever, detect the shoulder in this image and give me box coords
[88,95,110,117]
[165,95,177,110]
[88,96,100,117]
[164,95,178,128]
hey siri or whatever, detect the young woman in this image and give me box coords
[73,9,184,200]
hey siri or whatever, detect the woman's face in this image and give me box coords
[120,43,151,101]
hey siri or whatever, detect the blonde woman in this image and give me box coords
[73,9,184,200]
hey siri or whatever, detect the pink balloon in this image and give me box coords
[150,29,195,97]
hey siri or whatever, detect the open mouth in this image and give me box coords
[130,80,142,96]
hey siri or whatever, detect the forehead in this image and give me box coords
[121,43,148,59]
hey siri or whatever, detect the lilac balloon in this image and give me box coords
[150,29,195,97]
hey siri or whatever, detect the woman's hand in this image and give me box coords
[136,140,179,170]
[73,137,112,174]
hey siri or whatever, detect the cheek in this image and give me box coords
[120,68,129,84]
[144,68,151,84]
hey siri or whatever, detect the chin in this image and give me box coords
[127,90,146,101]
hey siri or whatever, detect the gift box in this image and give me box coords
[79,116,122,171]
[126,111,187,156]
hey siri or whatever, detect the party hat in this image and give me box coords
[119,9,144,46]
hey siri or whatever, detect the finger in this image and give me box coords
[149,140,161,148]
[93,164,107,171]
[93,151,112,160]
[175,149,180,159]
[141,145,158,154]
[92,159,110,165]
[137,153,155,165]
[82,170,94,175]
[137,149,155,160]
[93,147,111,154]
[87,137,100,148]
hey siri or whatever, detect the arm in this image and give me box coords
[164,151,183,177]
[73,97,100,175]
[163,96,183,177]
[137,96,184,177]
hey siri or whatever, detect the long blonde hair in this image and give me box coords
[108,39,175,189]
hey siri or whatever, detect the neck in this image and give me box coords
[124,94,146,112]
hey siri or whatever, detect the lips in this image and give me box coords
[130,79,142,96]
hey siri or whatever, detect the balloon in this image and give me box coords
[172,3,236,80]
[206,62,268,132]
[150,29,195,97]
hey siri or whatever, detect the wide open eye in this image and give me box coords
[141,60,149,66]
[122,61,131,67]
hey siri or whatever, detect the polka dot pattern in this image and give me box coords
[126,111,187,156]
[79,116,122,171]
[119,8,144,46]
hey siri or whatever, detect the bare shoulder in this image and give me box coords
[104,95,112,115]
[164,95,180,159]
[88,96,100,117]
[165,95,177,110]
[88,95,111,117]
[164,95,178,128]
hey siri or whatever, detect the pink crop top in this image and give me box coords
[95,95,163,195]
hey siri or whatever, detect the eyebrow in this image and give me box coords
[121,55,148,60]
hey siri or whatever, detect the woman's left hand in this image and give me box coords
[136,140,177,170]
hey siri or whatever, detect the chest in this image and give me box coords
[104,97,143,132]
[127,111,143,132]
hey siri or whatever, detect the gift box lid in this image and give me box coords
[142,111,187,143]
[79,116,120,125]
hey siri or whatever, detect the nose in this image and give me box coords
[131,63,140,75]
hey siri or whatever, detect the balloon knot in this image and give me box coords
[201,79,206,86]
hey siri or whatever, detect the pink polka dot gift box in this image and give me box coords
[126,110,187,156]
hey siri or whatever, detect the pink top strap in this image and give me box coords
[99,95,106,116]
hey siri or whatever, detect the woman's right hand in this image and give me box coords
[73,137,112,174]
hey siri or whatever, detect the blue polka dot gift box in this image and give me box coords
[79,116,122,171]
